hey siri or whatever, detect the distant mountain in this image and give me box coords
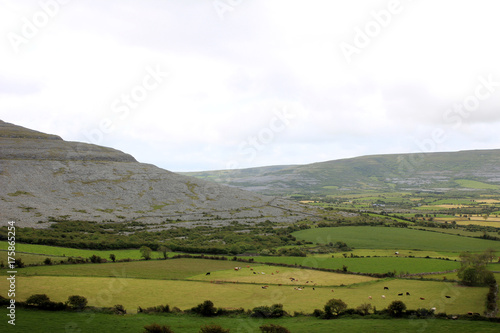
[0,120,315,228]
[182,150,500,196]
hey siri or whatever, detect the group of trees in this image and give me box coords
[458,249,497,286]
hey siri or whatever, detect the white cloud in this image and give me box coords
[1,0,499,171]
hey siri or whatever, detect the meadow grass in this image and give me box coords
[0,242,151,260]
[246,256,459,274]
[292,226,500,251]
[187,265,378,286]
[0,276,488,315]
[455,179,499,190]
[5,259,240,280]
[2,308,500,333]
[0,251,67,266]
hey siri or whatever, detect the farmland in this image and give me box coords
[292,226,500,252]
[2,308,500,333]
[1,193,500,331]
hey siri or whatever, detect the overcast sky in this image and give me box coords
[1,0,499,171]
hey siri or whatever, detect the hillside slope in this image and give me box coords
[0,120,316,228]
[183,150,500,196]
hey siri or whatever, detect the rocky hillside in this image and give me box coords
[0,120,316,228]
[184,150,500,196]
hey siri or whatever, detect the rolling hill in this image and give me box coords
[183,149,500,196]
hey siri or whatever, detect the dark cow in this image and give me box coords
[406,292,410,296]
[384,287,389,290]
[445,295,451,298]
[398,293,403,296]
[206,272,210,276]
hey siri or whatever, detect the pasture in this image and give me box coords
[0,276,488,315]
[3,308,500,333]
[292,226,500,251]
[244,256,459,274]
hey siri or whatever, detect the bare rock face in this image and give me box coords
[0,120,315,228]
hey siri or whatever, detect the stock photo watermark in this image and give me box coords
[226,106,297,170]
[6,220,17,326]
[398,74,499,176]
[339,0,413,64]
[7,0,72,54]
[83,64,169,146]
[212,0,245,20]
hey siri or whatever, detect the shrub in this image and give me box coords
[89,254,102,263]
[67,295,88,310]
[143,323,175,333]
[312,309,324,317]
[251,304,287,318]
[44,257,52,265]
[113,304,126,315]
[387,300,407,317]
[138,304,170,314]
[259,324,291,333]
[199,324,230,333]
[356,303,372,315]
[26,294,51,306]
[109,254,116,262]
[192,300,217,317]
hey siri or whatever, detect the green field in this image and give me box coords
[455,179,499,190]
[3,308,500,333]
[0,242,147,260]
[0,276,487,315]
[10,259,239,280]
[292,226,500,252]
[244,256,459,274]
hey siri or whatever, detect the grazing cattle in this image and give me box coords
[331,289,334,292]
[206,272,210,276]
[368,296,372,299]
[278,284,282,286]
[384,287,389,290]
[395,251,399,255]
[431,307,436,312]
[253,272,256,274]
[381,295,386,299]
[398,293,403,296]
[445,295,451,298]
[313,288,315,290]
[420,297,425,300]
[261,286,268,289]
[406,292,410,296]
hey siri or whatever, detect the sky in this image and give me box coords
[1,0,499,172]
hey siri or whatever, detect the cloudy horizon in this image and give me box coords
[1,0,499,172]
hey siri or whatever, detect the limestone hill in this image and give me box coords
[0,120,315,228]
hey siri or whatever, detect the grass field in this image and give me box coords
[245,256,459,274]
[8,259,240,280]
[292,226,500,252]
[0,276,487,315]
[3,308,500,333]
[0,242,148,260]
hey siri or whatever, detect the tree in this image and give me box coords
[67,295,88,310]
[157,246,169,259]
[324,298,347,317]
[140,246,152,260]
[387,300,406,317]
[109,254,116,262]
[44,257,52,265]
[458,250,496,286]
